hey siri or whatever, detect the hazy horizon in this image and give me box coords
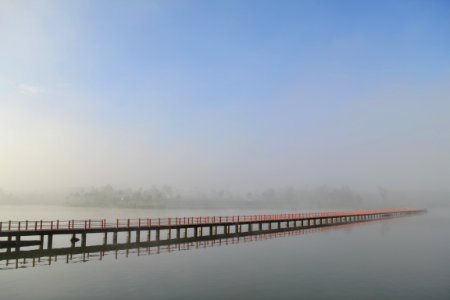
[1,0,449,200]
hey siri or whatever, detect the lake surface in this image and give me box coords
[0,205,449,300]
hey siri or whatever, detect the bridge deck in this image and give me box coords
[0,208,423,236]
[0,209,425,251]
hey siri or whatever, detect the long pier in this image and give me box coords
[0,209,424,252]
[1,218,397,271]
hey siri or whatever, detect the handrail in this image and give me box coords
[0,209,422,232]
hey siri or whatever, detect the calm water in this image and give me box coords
[0,205,449,300]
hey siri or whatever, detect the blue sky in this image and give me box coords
[1,0,449,192]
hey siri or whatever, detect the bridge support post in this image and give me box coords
[103,232,108,245]
[6,236,12,253]
[113,232,118,245]
[15,235,20,252]
[136,230,140,243]
[156,229,160,241]
[81,233,86,247]
[48,234,53,249]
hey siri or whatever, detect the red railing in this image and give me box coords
[0,209,420,232]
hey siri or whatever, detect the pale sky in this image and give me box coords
[1,0,449,193]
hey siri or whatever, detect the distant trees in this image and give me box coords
[310,185,363,208]
[66,185,181,208]
[257,185,364,208]
[65,184,364,209]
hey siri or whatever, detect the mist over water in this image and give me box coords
[1,0,449,299]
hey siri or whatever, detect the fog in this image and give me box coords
[1,1,449,209]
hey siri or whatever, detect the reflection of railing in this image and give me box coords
[0,209,421,232]
[0,215,420,271]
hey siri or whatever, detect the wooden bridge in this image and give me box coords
[0,208,424,253]
[0,218,397,270]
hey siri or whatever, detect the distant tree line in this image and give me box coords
[64,184,364,209]
[66,185,181,208]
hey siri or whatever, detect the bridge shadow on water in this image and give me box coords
[0,218,394,271]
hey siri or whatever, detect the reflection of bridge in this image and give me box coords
[0,209,425,270]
